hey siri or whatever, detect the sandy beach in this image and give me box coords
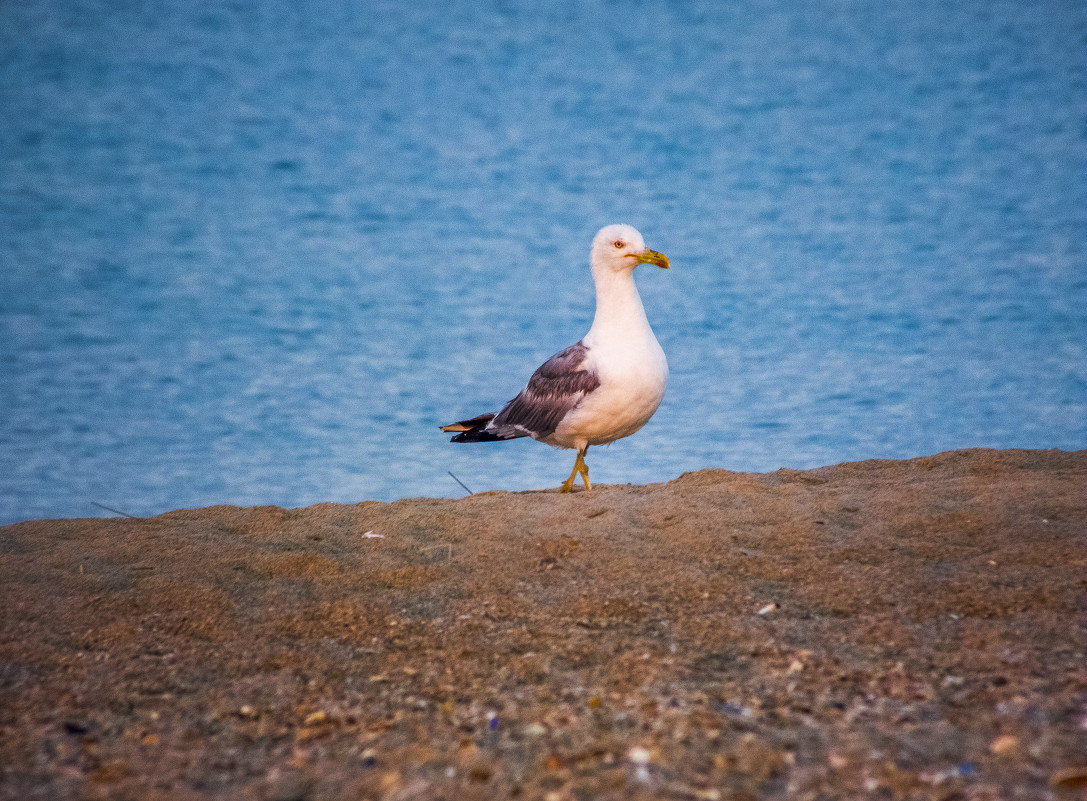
[1,448,1085,800]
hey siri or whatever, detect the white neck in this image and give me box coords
[584,269,654,346]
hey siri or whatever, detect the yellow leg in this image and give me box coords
[559,459,579,493]
[578,455,591,491]
[559,448,590,493]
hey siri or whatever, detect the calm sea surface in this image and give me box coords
[1,0,1084,524]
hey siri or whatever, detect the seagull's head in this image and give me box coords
[591,224,670,278]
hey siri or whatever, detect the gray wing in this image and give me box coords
[490,341,600,439]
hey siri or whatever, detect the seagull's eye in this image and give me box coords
[613,240,624,249]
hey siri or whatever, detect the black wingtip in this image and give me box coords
[441,413,499,442]
[450,429,505,443]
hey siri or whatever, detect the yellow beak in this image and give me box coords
[634,249,670,269]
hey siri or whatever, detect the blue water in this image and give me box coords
[1,0,1084,524]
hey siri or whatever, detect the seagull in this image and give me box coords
[441,224,670,493]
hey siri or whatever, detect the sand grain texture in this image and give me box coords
[1,448,1085,799]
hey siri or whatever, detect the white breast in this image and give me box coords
[548,329,668,449]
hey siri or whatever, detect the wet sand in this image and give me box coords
[1,448,1085,800]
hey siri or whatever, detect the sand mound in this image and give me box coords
[2,448,1085,799]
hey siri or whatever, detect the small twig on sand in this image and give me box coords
[90,502,140,519]
[448,471,474,496]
